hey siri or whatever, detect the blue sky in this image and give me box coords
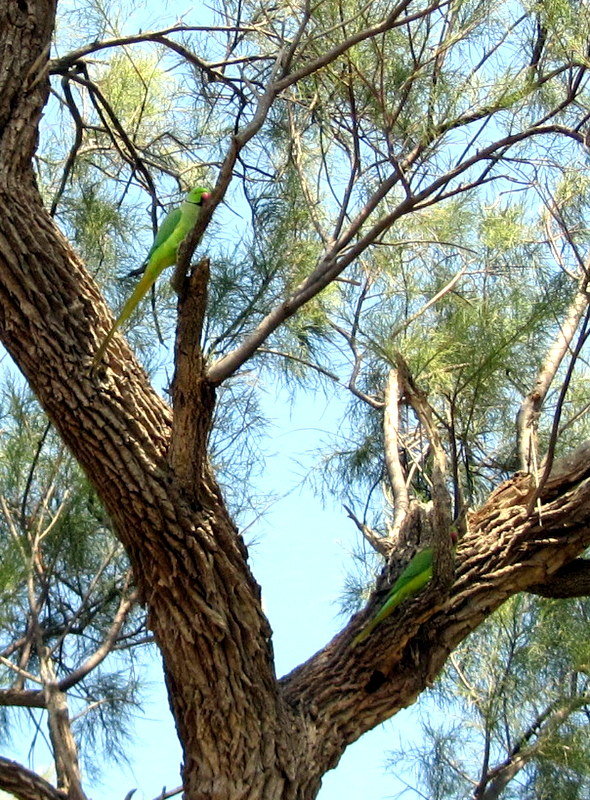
[81,384,426,800]
[1,1,438,796]
[0,377,427,800]
[70,383,425,800]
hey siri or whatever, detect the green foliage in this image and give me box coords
[389,594,590,799]
[61,182,138,278]
[480,205,528,251]
[76,665,141,778]
[0,378,147,762]
[97,53,173,140]
[16,0,590,792]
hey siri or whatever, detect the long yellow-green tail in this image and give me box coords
[90,186,211,373]
[90,268,158,373]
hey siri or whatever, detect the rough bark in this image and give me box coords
[0,757,67,800]
[0,5,292,797]
[2,3,590,800]
[527,558,590,597]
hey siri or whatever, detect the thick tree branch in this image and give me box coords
[0,7,285,795]
[4,2,590,798]
[527,558,590,598]
[168,258,215,495]
[395,353,454,583]
[40,652,87,800]
[0,687,46,708]
[281,441,590,773]
[0,757,66,800]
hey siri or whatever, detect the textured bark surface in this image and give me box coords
[2,3,590,800]
[0,757,67,800]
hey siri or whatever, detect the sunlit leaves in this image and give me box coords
[390,594,590,800]
[15,0,590,792]
[97,53,173,142]
[0,379,145,760]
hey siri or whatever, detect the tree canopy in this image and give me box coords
[1,0,590,798]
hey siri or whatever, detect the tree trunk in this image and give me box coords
[2,3,590,799]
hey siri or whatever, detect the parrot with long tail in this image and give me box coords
[91,186,211,371]
[352,529,457,647]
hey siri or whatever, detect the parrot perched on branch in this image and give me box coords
[90,186,211,371]
[351,529,457,647]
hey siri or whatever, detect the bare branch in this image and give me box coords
[0,656,42,685]
[49,545,126,654]
[474,696,590,800]
[67,66,157,197]
[49,78,84,216]
[527,304,590,514]
[273,0,450,93]
[517,285,589,472]
[58,588,139,692]
[344,504,392,558]
[260,347,340,381]
[389,265,467,341]
[49,25,264,73]
[383,369,409,541]
[151,785,183,800]
[151,36,249,103]
[207,124,585,386]
[39,653,87,799]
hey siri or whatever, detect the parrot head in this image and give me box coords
[186,186,212,205]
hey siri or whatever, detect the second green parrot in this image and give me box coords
[351,530,457,647]
[91,186,211,371]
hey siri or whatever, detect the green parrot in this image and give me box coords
[90,186,211,371]
[351,530,457,647]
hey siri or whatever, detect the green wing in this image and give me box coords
[374,550,433,617]
[90,207,183,373]
[351,548,434,647]
[90,187,210,372]
[145,207,182,261]
[390,548,433,589]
